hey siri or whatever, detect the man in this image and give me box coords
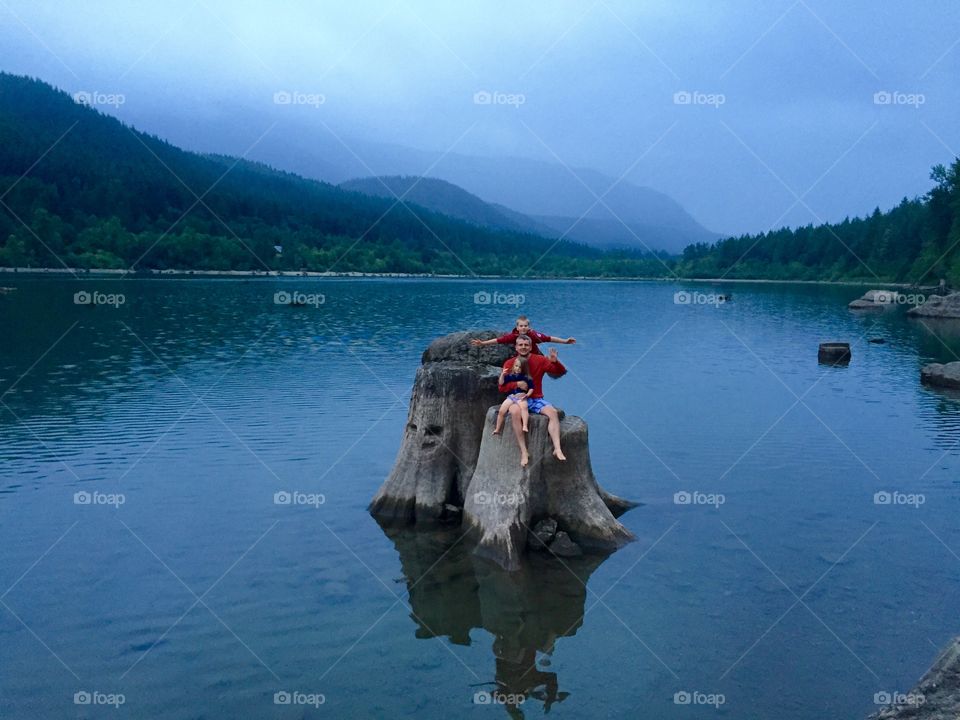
[499,335,566,465]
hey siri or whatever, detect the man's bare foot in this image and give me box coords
[520,453,529,467]
[553,449,566,461]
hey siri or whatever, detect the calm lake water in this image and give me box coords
[2,277,960,719]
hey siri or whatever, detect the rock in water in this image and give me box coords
[463,408,634,571]
[527,518,558,551]
[908,292,960,318]
[369,330,511,524]
[921,362,960,390]
[548,532,583,557]
[848,289,901,309]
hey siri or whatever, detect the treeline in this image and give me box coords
[0,73,666,277]
[676,159,960,284]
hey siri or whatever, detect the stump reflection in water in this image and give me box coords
[378,522,613,715]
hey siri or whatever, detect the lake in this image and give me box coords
[2,277,960,719]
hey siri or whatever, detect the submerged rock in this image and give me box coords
[909,293,960,319]
[548,532,583,557]
[921,362,960,390]
[527,518,558,551]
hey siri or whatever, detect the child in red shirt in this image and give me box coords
[470,315,576,355]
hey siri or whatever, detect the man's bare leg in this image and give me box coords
[541,406,565,461]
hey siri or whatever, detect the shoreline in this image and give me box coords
[0,266,932,288]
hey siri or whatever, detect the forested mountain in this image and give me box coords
[0,73,666,276]
[338,176,552,236]
[676,159,960,284]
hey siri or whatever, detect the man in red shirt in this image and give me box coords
[471,315,576,355]
[499,335,567,465]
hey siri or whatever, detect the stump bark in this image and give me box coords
[369,330,511,523]
[463,408,635,571]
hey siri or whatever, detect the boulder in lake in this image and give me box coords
[920,362,960,390]
[849,289,901,309]
[908,292,960,319]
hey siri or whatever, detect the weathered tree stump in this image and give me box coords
[463,408,635,571]
[369,330,511,523]
[370,331,637,571]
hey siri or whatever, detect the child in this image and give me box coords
[471,315,576,356]
[493,356,534,438]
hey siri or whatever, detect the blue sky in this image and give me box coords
[2,0,958,235]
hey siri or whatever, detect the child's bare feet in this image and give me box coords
[522,425,529,432]
[492,428,501,435]
[553,449,566,461]
[520,452,529,467]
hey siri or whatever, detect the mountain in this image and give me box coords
[338,176,548,236]
[338,174,716,256]
[0,73,667,277]
[171,113,719,254]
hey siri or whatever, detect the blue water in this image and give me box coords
[2,277,960,718]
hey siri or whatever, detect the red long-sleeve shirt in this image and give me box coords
[500,353,566,399]
[495,328,553,355]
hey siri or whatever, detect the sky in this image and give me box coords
[1,0,958,236]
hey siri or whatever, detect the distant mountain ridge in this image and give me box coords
[0,72,670,277]
[339,174,718,255]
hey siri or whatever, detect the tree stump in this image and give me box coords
[370,331,637,571]
[463,408,635,571]
[369,330,511,523]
